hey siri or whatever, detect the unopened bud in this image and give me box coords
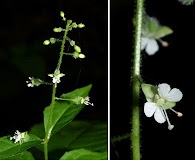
[72,52,79,59]
[53,27,63,32]
[43,40,50,45]
[67,20,72,25]
[70,40,75,46]
[60,11,65,18]
[79,53,85,59]
[72,22,77,28]
[74,45,81,53]
[50,38,56,44]
[78,23,85,28]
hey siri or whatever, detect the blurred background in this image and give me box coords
[111,0,195,160]
[0,0,108,141]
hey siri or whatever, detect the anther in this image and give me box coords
[177,112,183,117]
[170,108,183,117]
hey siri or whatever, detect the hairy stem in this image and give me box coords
[44,21,69,160]
[131,0,144,159]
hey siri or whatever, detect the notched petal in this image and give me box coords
[158,83,171,98]
[144,102,157,117]
[145,39,159,55]
[165,88,183,102]
[154,107,166,123]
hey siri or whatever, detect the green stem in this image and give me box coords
[131,0,144,159]
[57,23,69,70]
[43,21,70,160]
[44,84,56,160]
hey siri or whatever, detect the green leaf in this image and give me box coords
[141,83,158,102]
[59,148,107,160]
[0,134,42,159]
[1,151,35,160]
[29,120,107,153]
[154,26,173,39]
[44,84,92,136]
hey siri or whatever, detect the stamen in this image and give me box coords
[162,107,174,130]
[170,108,183,117]
[157,39,169,47]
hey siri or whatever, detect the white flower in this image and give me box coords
[10,130,28,144]
[141,37,159,55]
[26,77,42,87]
[48,69,65,84]
[81,96,94,106]
[144,83,183,130]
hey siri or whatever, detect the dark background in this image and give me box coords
[1,0,195,159]
[111,0,195,160]
[0,0,108,143]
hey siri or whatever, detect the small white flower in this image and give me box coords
[10,130,28,144]
[26,77,42,87]
[48,69,65,84]
[141,37,159,55]
[81,96,94,106]
[144,83,183,130]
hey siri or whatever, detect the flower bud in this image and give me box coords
[74,45,81,53]
[72,22,77,28]
[79,53,85,59]
[67,20,72,25]
[43,40,50,45]
[78,23,85,28]
[60,11,65,18]
[53,27,63,32]
[72,52,80,59]
[50,38,56,44]
[70,40,75,46]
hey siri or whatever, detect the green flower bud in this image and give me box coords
[67,20,72,25]
[50,38,56,44]
[72,22,77,28]
[79,53,85,59]
[74,45,81,53]
[43,40,50,45]
[53,27,63,32]
[70,40,75,46]
[60,11,65,18]
[72,52,80,59]
[78,23,85,28]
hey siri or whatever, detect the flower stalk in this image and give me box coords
[43,17,70,160]
[131,0,144,159]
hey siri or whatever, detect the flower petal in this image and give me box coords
[154,107,166,123]
[144,102,157,117]
[158,83,171,98]
[141,37,149,50]
[165,88,183,102]
[145,39,159,55]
